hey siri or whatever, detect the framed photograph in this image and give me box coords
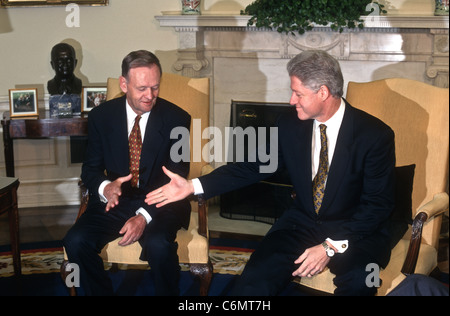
[9,88,39,118]
[1,0,108,7]
[82,87,107,112]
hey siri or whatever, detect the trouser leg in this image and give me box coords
[63,209,126,296]
[139,211,183,296]
[328,246,379,296]
[230,229,306,296]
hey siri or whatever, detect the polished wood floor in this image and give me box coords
[0,205,448,274]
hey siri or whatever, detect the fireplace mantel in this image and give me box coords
[156,14,448,85]
[156,14,449,29]
[156,14,449,165]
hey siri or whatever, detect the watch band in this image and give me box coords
[321,242,335,257]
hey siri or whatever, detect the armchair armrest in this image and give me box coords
[201,164,215,176]
[401,192,449,275]
[197,195,208,238]
[77,180,89,220]
[196,163,214,239]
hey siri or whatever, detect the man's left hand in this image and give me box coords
[118,214,147,246]
[292,244,331,278]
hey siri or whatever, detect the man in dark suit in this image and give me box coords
[146,50,395,296]
[63,50,191,296]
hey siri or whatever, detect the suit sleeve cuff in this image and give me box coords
[136,208,152,224]
[192,178,204,195]
[326,238,349,254]
[98,180,111,203]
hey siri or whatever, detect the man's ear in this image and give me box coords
[119,76,128,94]
[318,85,331,101]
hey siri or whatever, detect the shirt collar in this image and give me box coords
[125,100,151,125]
[314,98,346,131]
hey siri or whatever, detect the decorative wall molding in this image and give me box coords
[156,14,449,86]
[156,14,450,29]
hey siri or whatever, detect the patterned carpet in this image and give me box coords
[1,240,447,296]
[0,239,260,296]
[0,245,253,278]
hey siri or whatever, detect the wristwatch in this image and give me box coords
[321,241,335,258]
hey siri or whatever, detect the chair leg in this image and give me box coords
[60,260,77,296]
[190,260,213,296]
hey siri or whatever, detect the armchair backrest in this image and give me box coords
[106,73,210,181]
[346,78,449,249]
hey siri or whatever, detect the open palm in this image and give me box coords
[145,166,194,208]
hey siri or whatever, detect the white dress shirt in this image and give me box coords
[312,99,348,253]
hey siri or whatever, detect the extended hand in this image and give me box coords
[145,166,194,208]
[292,244,331,278]
[104,174,132,212]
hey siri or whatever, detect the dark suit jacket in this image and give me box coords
[81,95,191,229]
[200,100,395,267]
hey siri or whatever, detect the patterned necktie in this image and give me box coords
[312,124,328,213]
[129,115,142,188]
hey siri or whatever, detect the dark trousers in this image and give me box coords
[387,274,449,296]
[63,203,183,296]
[230,226,378,296]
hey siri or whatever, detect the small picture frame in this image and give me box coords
[9,88,39,118]
[82,87,107,112]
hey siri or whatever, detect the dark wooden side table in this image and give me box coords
[0,177,20,276]
[1,110,89,177]
[1,111,88,277]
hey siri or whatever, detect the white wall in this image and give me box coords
[0,1,255,97]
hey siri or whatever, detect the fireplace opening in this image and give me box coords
[219,100,296,225]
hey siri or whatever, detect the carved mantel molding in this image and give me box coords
[156,14,449,87]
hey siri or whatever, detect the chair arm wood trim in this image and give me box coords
[401,211,428,275]
[197,195,208,238]
[77,180,89,220]
[401,193,449,275]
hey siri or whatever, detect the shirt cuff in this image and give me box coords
[192,178,204,195]
[326,238,349,254]
[136,208,152,224]
[98,180,111,203]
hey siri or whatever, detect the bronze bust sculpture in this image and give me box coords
[47,43,82,95]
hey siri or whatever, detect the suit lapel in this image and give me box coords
[139,101,164,188]
[110,98,130,175]
[320,102,353,214]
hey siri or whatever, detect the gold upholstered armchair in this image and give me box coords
[296,78,449,296]
[61,73,212,296]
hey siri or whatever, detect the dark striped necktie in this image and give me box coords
[312,124,328,213]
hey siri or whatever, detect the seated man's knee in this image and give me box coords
[333,266,378,296]
[141,232,178,263]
